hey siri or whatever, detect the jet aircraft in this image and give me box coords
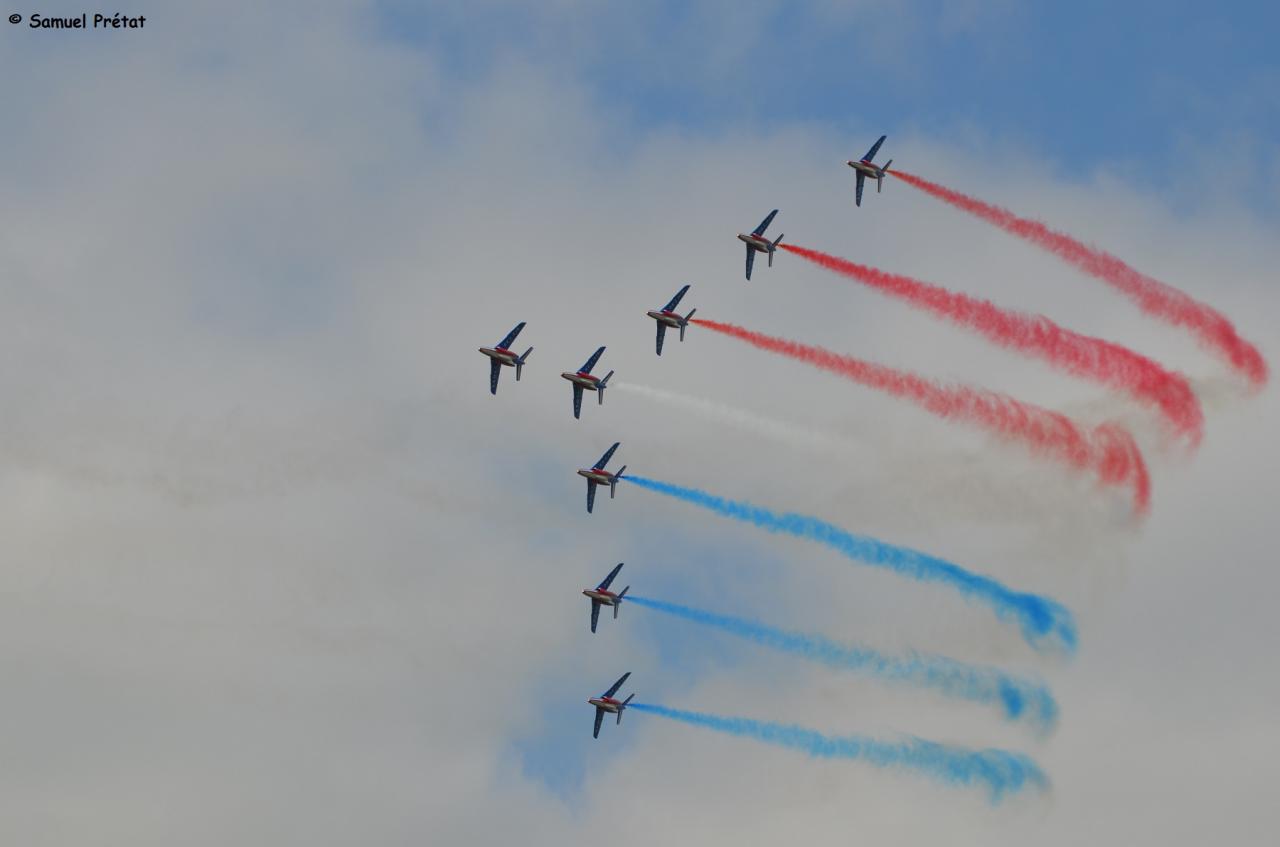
[583,562,629,633]
[588,672,635,739]
[846,135,893,207]
[736,209,784,281]
[561,346,613,419]
[478,322,533,395]
[646,285,696,356]
[577,441,626,514]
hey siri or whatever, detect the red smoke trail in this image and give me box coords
[691,318,1151,514]
[781,243,1203,447]
[891,169,1268,387]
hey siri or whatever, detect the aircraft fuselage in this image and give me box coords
[647,309,684,327]
[562,371,604,389]
[588,696,624,713]
[583,588,621,605]
[847,159,882,176]
[577,468,616,485]
[479,346,518,365]
[737,233,774,252]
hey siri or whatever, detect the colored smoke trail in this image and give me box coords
[615,381,1134,527]
[612,381,850,455]
[629,703,1048,802]
[891,169,1268,387]
[627,595,1057,730]
[781,243,1203,446]
[623,475,1077,653]
[690,318,1151,514]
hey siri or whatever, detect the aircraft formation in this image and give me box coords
[477,135,898,741]
[465,125,1271,801]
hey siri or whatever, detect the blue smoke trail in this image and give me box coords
[624,475,1076,653]
[626,595,1057,731]
[629,703,1047,802]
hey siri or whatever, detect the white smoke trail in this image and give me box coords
[612,380,1134,539]
[612,380,855,456]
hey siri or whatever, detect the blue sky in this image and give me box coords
[376,0,1280,210]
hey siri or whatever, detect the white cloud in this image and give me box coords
[1,3,1277,844]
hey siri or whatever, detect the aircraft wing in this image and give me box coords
[580,346,606,374]
[573,384,584,419]
[590,600,601,633]
[655,323,666,356]
[855,171,865,207]
[603,672,631,698]
[745,245,755,281]
[497,321,526,350]
[489,360,501,395]
[662,284,690,312]
[752,209,778,236]
[593,706,605,738]
[593,442,620,470]
[598,562,624,590]
[586,479,597,513]
[862,135,886,162]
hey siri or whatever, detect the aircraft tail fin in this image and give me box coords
[771,233,785,264]
[877,160,892,193]
[681,308,696,341]
[618,692,634,724]
[615,586,629,618]
[516,347,533,381]
[598,371,613,404]
[610,466,627,498]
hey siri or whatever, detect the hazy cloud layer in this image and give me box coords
[2,2,1277,844]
